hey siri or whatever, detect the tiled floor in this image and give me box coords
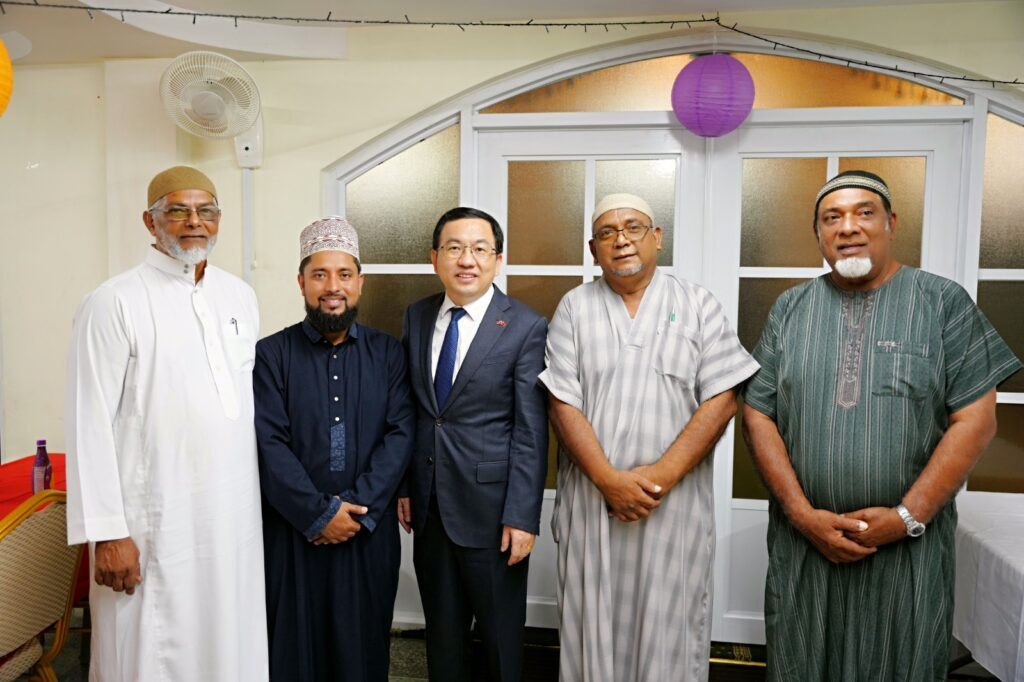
[20,613,999,681]
[26,628,764,682]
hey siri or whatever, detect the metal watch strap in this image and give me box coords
[896,503,925,537]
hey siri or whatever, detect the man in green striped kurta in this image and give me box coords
[743,171,1022,681]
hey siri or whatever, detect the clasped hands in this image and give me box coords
[597,463,668,523]
[311,498,367,546]
[792,505,911,564]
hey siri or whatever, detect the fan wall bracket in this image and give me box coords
[234,113,263,169]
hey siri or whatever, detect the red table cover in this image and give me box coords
[0,453,90,601]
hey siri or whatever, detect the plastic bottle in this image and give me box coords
[31,439,52,494]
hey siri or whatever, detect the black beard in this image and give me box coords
[305,301,358,336]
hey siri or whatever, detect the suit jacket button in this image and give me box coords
[426,456,434,465]
[435,417,444,426]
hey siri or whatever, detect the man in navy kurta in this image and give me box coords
[254,217,415,681]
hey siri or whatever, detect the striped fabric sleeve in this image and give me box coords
[743,296,784,421]
[538,292,584,411]
[694,289,760,404]
[941,283,1022,413]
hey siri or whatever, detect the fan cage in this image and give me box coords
[160,51,261,139]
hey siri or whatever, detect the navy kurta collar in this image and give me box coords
[301,318,361,345]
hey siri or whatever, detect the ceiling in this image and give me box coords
[0,0,991,64]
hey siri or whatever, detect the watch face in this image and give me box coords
[908,522,925,537]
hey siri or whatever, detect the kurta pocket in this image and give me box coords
[871,341,932,399]
[222,319,256,371]
[653,325,700,387]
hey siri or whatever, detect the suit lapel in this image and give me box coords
[441,287,511,412]
[419,294,444,415]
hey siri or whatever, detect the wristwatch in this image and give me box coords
[896,503,926,537]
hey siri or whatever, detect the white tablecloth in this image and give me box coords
[953,491,1024,682]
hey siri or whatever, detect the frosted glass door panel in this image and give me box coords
[977,282,1024,393]
[981,115,1024,269]
[968,404,1024,493]
[358,275,443,340]
[507,275,581,321]
[741,158,827,267]
[507,161,584,265]
[346,125,460,264]
[482,53,960,113]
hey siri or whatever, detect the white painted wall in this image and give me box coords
[0,63,107,459]
[0,1,1021,463]
[103,60,178,279]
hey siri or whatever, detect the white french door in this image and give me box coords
[707,117,965,644]
[472,109,967,640]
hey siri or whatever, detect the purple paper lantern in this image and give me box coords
[671,54,755,138]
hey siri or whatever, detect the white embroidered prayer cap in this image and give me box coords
[300,216,360,263]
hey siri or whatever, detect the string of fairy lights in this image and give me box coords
[1,0,1021,87]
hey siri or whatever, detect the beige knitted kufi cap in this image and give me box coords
[300,216,360,262]
[147,166,218,206]
[592,193,654,225]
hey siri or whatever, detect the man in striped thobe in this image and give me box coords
[742,170,1021,681]
[540,193,759,681]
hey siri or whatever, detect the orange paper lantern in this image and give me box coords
[0,38,13,118]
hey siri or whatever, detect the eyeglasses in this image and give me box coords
[592,224,652,244]
[151,205,222,222]
[438,243,498,261]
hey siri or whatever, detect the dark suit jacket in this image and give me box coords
[402,286,549,549]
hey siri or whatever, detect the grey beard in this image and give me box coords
[610,262,645,277]
[834,256,872,279]
[155,225,216,265]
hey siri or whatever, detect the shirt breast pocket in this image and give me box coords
[222,319,256,372]
[653,324,701,389]
[871,340,932,400]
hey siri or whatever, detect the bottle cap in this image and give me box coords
[36,439,46,446]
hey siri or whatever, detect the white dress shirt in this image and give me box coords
[430,286,495,381]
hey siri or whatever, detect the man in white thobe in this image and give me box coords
[541,194,758,681]
[65,166,269,681]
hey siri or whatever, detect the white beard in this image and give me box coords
[156,224,217,265]
[834,256,872,279]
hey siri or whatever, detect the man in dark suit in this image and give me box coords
[398,206,548,682]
